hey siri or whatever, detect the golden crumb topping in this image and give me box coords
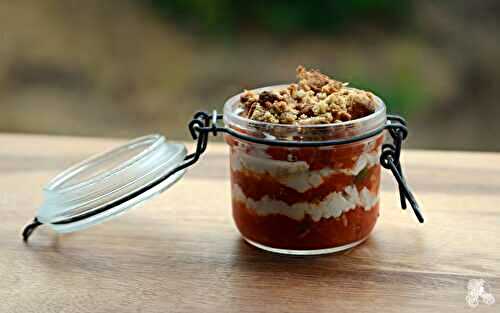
[239,66,377,125]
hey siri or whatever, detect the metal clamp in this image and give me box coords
[381,115,424,223]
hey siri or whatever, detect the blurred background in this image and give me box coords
[1,0,499,150]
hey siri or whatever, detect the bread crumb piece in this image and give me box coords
[239,66,377,125]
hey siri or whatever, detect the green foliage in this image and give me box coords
[148,0,413,34]
[146,0,421,116]
[349,76,429,116]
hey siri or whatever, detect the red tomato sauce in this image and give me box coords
[231,170,353,205]
[265,134,384,170]
[230,165,380,205]
[354,164,381,194]
[233,200,379,250]
[266,145,363,171]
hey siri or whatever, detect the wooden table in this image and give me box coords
[0,134,499,313]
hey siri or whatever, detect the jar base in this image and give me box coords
[242,236,369,256]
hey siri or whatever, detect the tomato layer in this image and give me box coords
[230,165,380,205]
[233,200,379,250]
[265,134,384,170]
[355,164,381,194]
[225,134,384,171]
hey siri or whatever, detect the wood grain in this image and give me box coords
[0,133,498,313]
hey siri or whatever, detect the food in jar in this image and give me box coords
[226,66,384,252]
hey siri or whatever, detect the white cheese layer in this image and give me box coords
[232,183,378,222]
[230,149,379,193]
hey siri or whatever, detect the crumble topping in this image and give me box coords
[239,66,377,125]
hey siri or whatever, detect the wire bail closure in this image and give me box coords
[22,110,422,242]
[382,115,424,223]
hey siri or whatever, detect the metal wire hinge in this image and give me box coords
[381,115,424,223]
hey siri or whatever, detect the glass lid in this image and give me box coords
[36,134,187,233]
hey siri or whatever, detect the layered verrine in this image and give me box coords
[223,66,386,254]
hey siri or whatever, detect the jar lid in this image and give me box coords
[36,134,187,233]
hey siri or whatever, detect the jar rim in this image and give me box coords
[223,84,387,142]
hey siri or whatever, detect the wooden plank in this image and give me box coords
[0,134,498,313]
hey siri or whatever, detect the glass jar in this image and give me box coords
[223,85,387,255]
